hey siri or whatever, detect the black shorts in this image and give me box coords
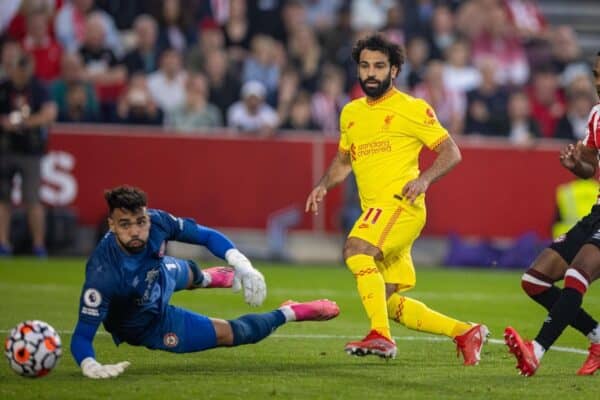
[550,205,600,264]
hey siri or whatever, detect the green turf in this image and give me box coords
[1,258,599,399]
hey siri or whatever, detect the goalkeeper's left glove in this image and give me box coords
[225,248,266,307]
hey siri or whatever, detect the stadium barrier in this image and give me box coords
[24,125,573,240]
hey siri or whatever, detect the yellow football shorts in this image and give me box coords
[348,197,426,290]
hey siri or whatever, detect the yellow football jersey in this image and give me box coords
[338,88,449,210]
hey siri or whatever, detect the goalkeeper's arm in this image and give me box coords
[71,320,130,379]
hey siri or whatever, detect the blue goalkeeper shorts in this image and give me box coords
[140,305,217,353]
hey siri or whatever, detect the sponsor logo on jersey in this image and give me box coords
[163,333,179,348]
[83,288,102,308]
[352,140,392,160]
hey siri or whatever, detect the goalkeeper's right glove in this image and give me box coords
[225,248,267,307]
[81,357,130,379]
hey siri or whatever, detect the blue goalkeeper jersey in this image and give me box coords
[75,209,234,346]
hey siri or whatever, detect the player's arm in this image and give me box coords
[169,214,266,306]
[560,141,598,179]
[72,264,130,379]
[305,150,352,214]
[71,319,130,379]
[402,136,462,203]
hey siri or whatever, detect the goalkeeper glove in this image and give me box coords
[225,248,267,306]
[81,357,130,379]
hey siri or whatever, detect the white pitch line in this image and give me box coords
[0,330,588,355]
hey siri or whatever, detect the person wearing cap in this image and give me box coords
[226,80,278,135]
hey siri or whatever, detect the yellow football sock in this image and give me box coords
[387,293,472,338]
[346,254,391,339]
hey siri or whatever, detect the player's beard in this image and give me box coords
[359,71,393,99]
[119,237,147,254]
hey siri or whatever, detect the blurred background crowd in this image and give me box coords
[1,0,598,144]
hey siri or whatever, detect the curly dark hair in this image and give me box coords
[351,34,405,70]
[104,186,147,214]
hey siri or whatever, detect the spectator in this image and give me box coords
[4,0,59,42]
[57,81,98,122]
[301,0,343,33]
[555,91,596,141]
[0,53,57,257]
[227,80,278,135]
[21,7,62,82]
[526,66,566,138]
[275,66,301,125]
[288,26,324,93]
[55,0,122,56]
[147,48,186,114]
[185,18,225,73]
[503,0,549,44]
[550,25,590,88]
[464,57,509,136]
[78,12,126,107]
[155,0,196,53]
[501,90,541,146]
[471,4,529,86]
[413,60,465,135]
[203,48,241,118]
[277,0,308,46]
[242,34,281,98]
[280,90,319,131]
[122,14,160,75]
[311,65,349,134]
[49,52,99,121]
[350,0,395,31]
[166,73,222,133]
[398,36,430,90]
[245,0,284,40]
[114,73,163,125]
[442,39,481,94]
[222,0,253,65]
[95,0,146,30]
[427,4,456,60]
[404,0,437,38]
[0,39,23,80]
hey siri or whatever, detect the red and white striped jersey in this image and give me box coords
[582,104,600,149]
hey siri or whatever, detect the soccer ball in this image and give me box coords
[4,320,62,378]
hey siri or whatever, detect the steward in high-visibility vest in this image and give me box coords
[552,179,600,238]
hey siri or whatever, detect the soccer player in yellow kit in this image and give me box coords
[305,34,488,364]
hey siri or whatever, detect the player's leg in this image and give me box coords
[20,155,45,256]
[162,257,233,291]
[506,243,600,376]
[0,156,14,254]
[380,203,488,365]
[523,214,600,338]
[343,236,390,339]
[141,302,339,352]
[383,249,488,365]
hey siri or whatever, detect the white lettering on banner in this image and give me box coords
[40,151,77,205]
[9,151,78,206]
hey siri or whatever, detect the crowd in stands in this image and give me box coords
[0,0,597,144]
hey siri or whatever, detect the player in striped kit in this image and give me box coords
[505,52,600,376]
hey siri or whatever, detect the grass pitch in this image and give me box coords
[1,258,599,399]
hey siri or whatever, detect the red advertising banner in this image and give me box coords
[34,126,573,239]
